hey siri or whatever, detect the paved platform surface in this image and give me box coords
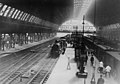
[0,37,55,58]
[46,45,118,84]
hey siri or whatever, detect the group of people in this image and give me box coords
[96,64,111,84]
[90,53,111,77]
[52,38,113,84]
[89,53,112,84]
[98,61,111,78]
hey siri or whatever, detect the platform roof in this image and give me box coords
[0,0,120,31]
[0,0,73,25]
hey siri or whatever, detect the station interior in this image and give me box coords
[0,0,120,84]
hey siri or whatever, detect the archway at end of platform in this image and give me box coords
[58,19,96,36]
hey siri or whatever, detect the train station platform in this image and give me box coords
[0,37,56,58]
[46,45,118,84]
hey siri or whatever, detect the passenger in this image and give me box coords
[84,55,88,66]
[105,65,111,77]
[98,61,104,73]
[79,57,84,72]
[62,40,67,55]
[97,75,104,84]
[91,72,95,84]
[81,42,86,54]
[67,57,71,70]
[90,55,94,66]
[59,40,63,50]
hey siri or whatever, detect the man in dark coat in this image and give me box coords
[90,55,94,66]
[97,75,104,84]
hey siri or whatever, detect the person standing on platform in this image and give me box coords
[62,40,67,55]
[81,42,86,54]
[65,52,71,70]
[90,55,94,66]
[84,55,88,66]
[67,57,71,70]
[99,61,104,74]
[91,59,96,84]
[97,75,104,84]
[91,71,96,84]
[105,65,111,78]
[79,56,84,71]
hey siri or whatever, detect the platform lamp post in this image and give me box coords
[93,0,96,43]
[82,15,85,36]
[82,15,85,46]
[74,26,80,62]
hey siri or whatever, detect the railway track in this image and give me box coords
[0,47,50,84]
[0,52,27,72]
[0,39,56,84]
[0,41,45,73]
[0,43,45,80]
[29,58,58,84]
[9,52,58,84]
